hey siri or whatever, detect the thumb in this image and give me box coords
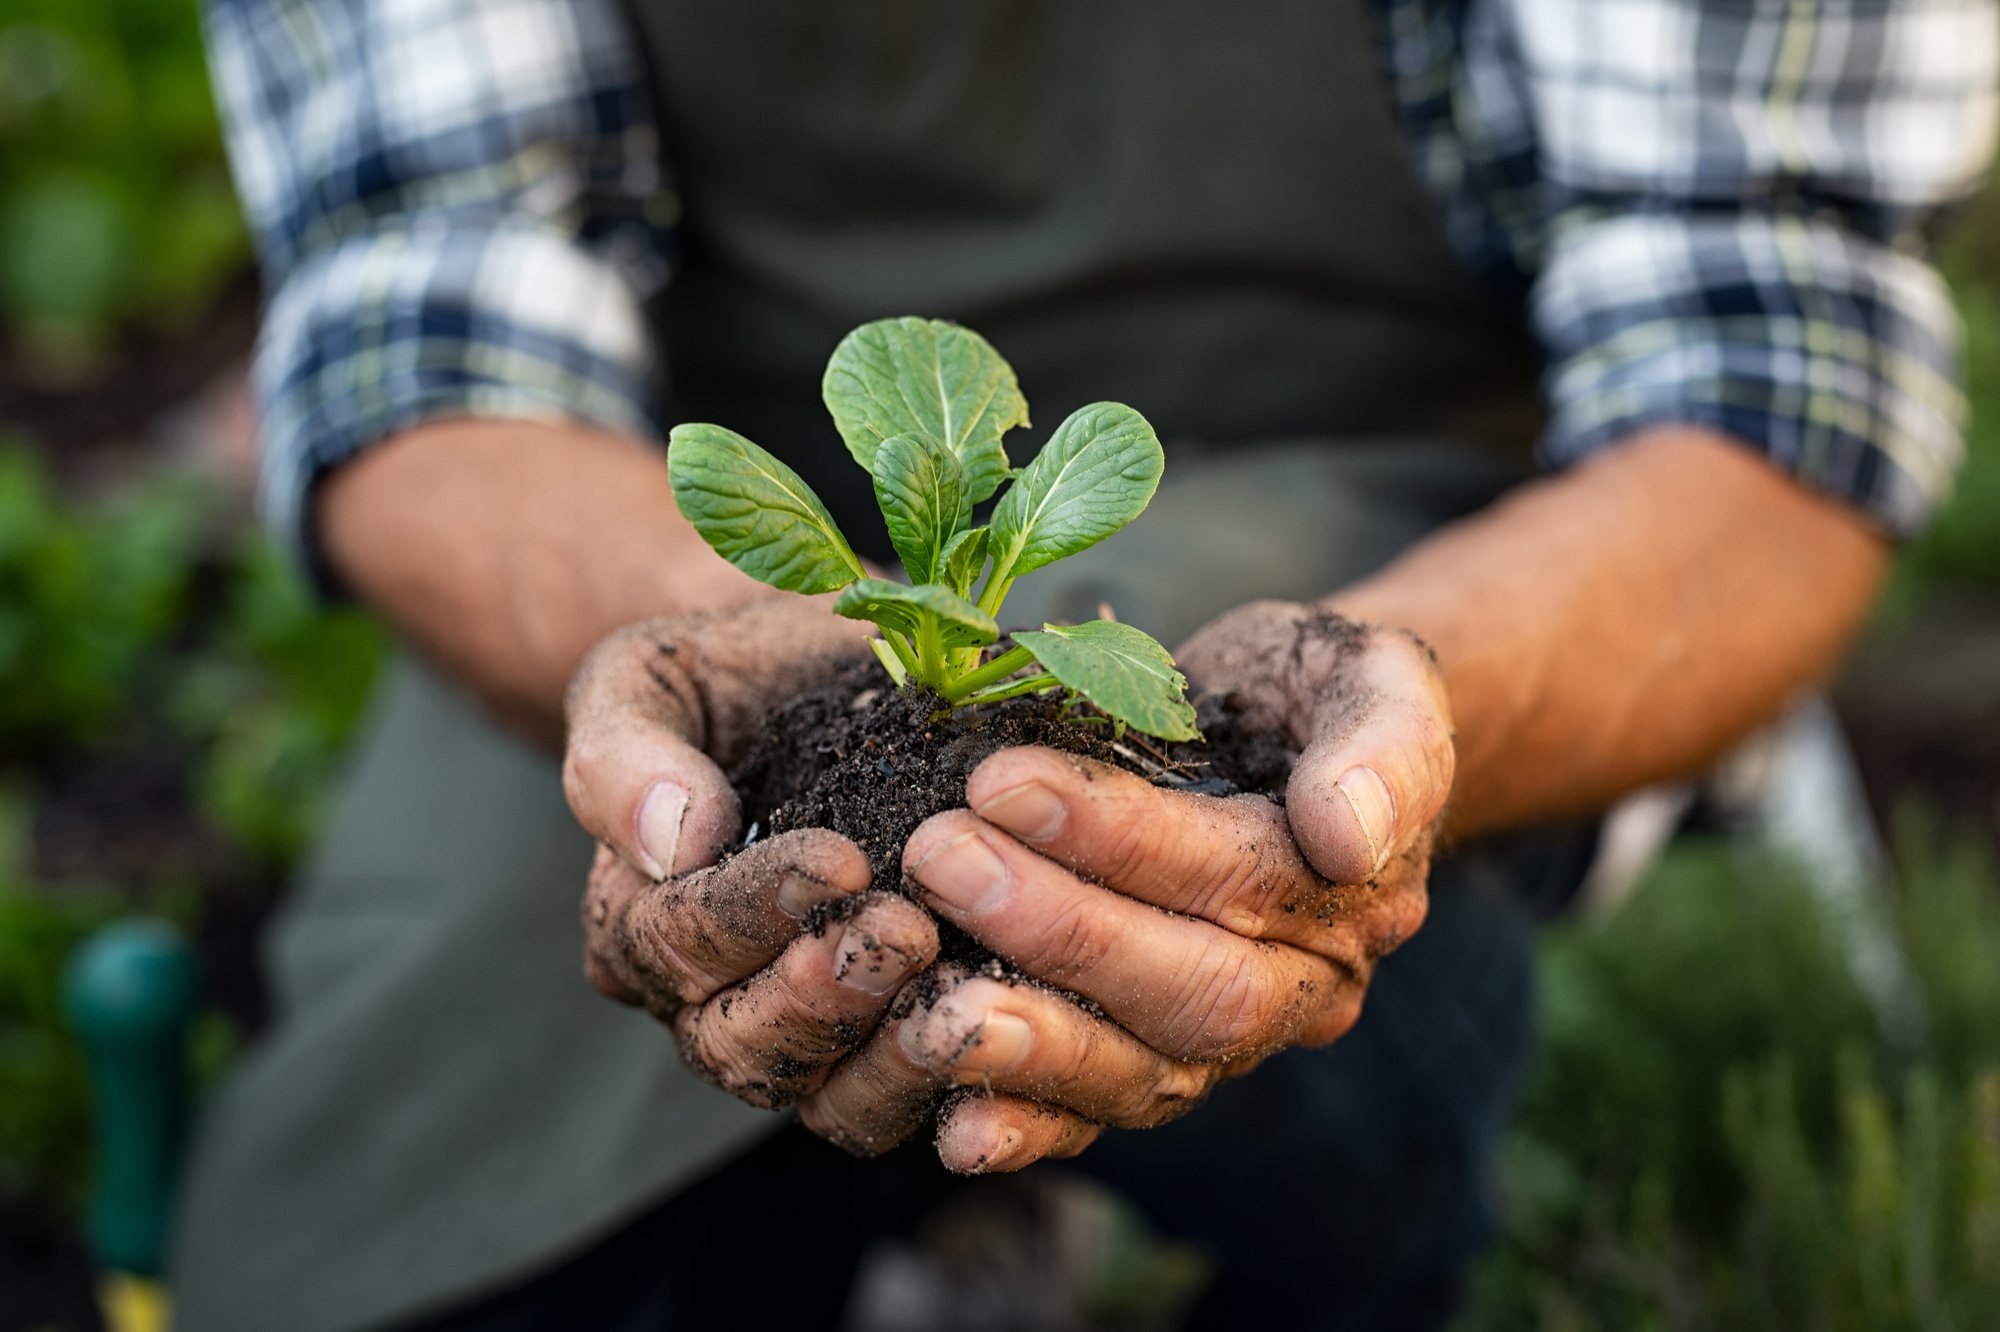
[563,621,742,879]
[1285,628,1455,885]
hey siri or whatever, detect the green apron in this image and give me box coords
[171,5,1541,1329]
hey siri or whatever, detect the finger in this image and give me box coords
[582,828,872,1010]
[935,1093,1102,1174]
[673,892,938,1107]
[799,964,973,1157]
[564,623,743,878]
[964,747,1352,949]
[1286,629,1455,885]
[905,812,1344,1062]
[895,975,1218,1128]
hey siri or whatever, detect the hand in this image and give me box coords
[562,600,942,1107]
[794,603,1454,1171]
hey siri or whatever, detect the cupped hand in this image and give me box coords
[797,603,1454,1171]
[563,600,941,1107]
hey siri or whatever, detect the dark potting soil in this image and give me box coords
[729,657,1297,975]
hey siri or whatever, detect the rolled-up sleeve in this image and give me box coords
[204,0,670,578]
[1483,0,2000,536]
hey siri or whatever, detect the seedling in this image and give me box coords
[668,316,1200,741]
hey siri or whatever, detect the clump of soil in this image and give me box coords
[729,656,1295,906]
[729,656,1294,1040]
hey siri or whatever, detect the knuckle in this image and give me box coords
[1018,894,1114,983]
[1114,1060,1215,1128]
[622,888,714,1004]
[559,738,604,824]
[1164,949,1284,1062]
[1049,1119,1103,1159]
[675,1003,785,1108]
[1093,795,1171,884]
[1196,797,1295,929]
[581,947,639,1006]
[799,1096,897,1158]
[1300,984,1368,1047]
[1367,882,1429,959]
[562,719,631,797]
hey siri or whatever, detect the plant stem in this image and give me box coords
[869,636,909,686]
[915,613,945,686]
[976,557,1016,620]
[950,672,1060,709]
[883,630,919,676]
[939,644,1037,702]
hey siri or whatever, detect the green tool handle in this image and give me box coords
[63,920,200,1280]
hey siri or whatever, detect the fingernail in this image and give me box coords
[1335,766,1395,876]
[978,1126,1025,1173]
[834,925,918,995]
[778,871,835,920]
[974,781,1068,841]
[636,781,690,879]
[969,1012,1033,1073]
[911,833,1011,914]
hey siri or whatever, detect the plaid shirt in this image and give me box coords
[206,0,1998,570]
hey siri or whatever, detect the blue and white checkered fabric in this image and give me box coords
[205,0,1999,570]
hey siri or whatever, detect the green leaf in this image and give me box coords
[939,526,989,598]
[985,402,1163,592]
[872,433,969,585]
[834,579,999,650]
[822,317,1029,502]
[668,423,866,594]
[1013,620,1200,741]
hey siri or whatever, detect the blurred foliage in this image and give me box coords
[0,790,117,1214]
[0,0,247,369]
[0,441,383,861]
[0,435,383,1217]
[1913,280,2000,592]
[1461,819,2000,1332]
[1875,197,2000,618]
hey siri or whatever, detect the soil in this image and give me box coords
[729,657,1296,979]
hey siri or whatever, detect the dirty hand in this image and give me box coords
[797,603,1452,1172]
[563,599,942,1108]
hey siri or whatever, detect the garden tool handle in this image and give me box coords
[63,920,200,1332]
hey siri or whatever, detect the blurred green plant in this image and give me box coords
[0,437,384,863]
[1906,278,2000,594]
[1873,198,2000,621]
[0,0,246,367]
[1461,818,2000,1332]
[0,788,117,1214]
[0,434,382,1220]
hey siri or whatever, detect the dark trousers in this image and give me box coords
[403,840,1555,1332]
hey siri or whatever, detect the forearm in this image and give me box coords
[318,418,793,747]
[1330,428,1889,839]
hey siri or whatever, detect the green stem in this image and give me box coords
[952,672,1060,709]
[976,556,1017,620]
[884,630,919,675]
[939,644,1038,702]
[915,612,945,687]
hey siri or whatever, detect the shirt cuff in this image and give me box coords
[1533,211,1966,539]
[254,213,660,591]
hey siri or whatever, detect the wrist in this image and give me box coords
[319,417,792,746]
